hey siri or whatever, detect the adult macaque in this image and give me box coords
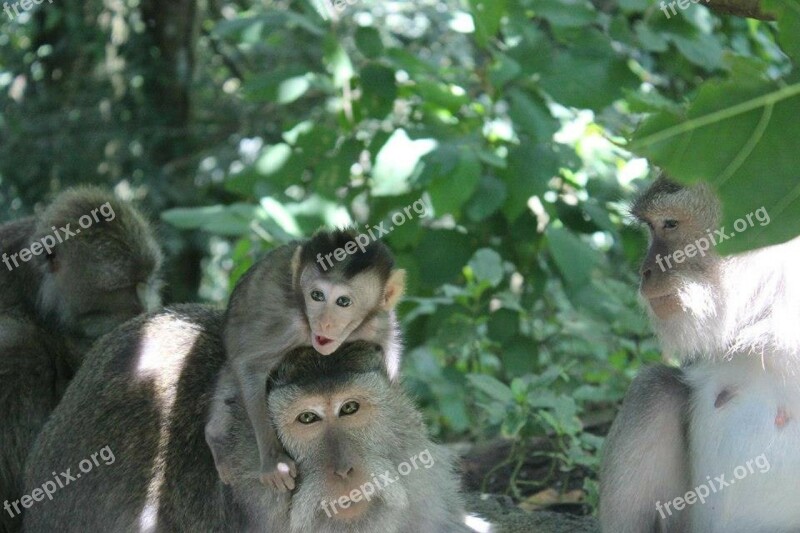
[24,307,479,532]
[207,229,406,490]
[0,188,162,533]
[600,177,800,532]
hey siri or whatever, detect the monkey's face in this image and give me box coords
[637,195,721,321]
[270,374,404,526]
[300,269,384,356]
[35,229,162,344]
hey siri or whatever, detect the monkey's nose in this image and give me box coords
[334,466,354,479]
[642,268,652,280]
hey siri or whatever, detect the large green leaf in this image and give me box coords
[162,204,258,236]
[427,147,481,215]
[536,28,639,110]
[371,129,437,196]
[546,226,600,289]
[629,71,800,253]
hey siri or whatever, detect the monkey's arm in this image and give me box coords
[600,365,691,533]
[233,355,297,491]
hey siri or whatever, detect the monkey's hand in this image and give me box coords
[215,462,235,486]
[259,453,297,492]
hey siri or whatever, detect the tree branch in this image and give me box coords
[705,0,775,20]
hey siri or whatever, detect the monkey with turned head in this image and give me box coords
[206,228,406,490]
[0,187,162,533]
[600,177,800,532]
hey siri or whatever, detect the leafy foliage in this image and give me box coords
[0,0,796,512]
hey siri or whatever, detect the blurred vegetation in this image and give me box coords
[0,0,797,514]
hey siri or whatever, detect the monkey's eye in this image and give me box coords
[336,296,352,307]
[297,411,320,424]
[339,400,359,416]
[663,219,679,230]
[310,290,325,302]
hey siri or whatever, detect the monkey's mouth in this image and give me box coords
[315,335,334,347]
[647,293,681,319]
[313,335,341,355]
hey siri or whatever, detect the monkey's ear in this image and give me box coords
[383,269,406,310]
[291,246,302,289]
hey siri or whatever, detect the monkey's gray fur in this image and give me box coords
[0,187,161,533]
[24,306,475,532]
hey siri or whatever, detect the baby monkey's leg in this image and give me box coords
[205,400,235,484]
[205,369,239,484]
[238,363,297,491]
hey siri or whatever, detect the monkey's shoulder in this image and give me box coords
[78,304,225,382]
[227,243,299,307]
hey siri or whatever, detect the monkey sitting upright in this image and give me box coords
[0,187,162,533]
[206,228,406,490]
[600,177,800,532]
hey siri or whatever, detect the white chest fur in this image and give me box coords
[686,357,800,533]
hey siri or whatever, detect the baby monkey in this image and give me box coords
[206,228,406,491]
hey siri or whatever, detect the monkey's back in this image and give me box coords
[223,242,308,363]
[23,305,286,532]
[0,217,38,313]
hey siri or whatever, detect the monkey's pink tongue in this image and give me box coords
[315,335,333,346]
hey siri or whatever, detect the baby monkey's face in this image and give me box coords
[300,269,384,355]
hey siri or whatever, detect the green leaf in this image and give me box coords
[502,336,538,376]
[634,21,669,52]
[243,68,310,103]
[629,74,800,254]
[546,226,599,289]
[500,407,528,437]
[618,0,653,12]
[371,129,437,196]
[468,374,514,404]
[469,0,506,47]
[537,28,638,110]
[354,26,384,59]
[764,0,800,63]
[161,204,258,237]
[428,147,481,215]
[501,142,559,220]
[468,248,504,287]
[359,63,397,118]
[464,175,507,222]
[488,309,520,344]
[535,0,597,28]
[667,33,724,70]
[508,89,559,142]
[416,230,474,288]
[489,53,522,88]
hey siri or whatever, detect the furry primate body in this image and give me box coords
[24,307,475,533]
[206,229,406,490]
[600,177,800,532]
[0,188,162,533]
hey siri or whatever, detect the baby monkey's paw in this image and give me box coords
[259,454,297,492]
